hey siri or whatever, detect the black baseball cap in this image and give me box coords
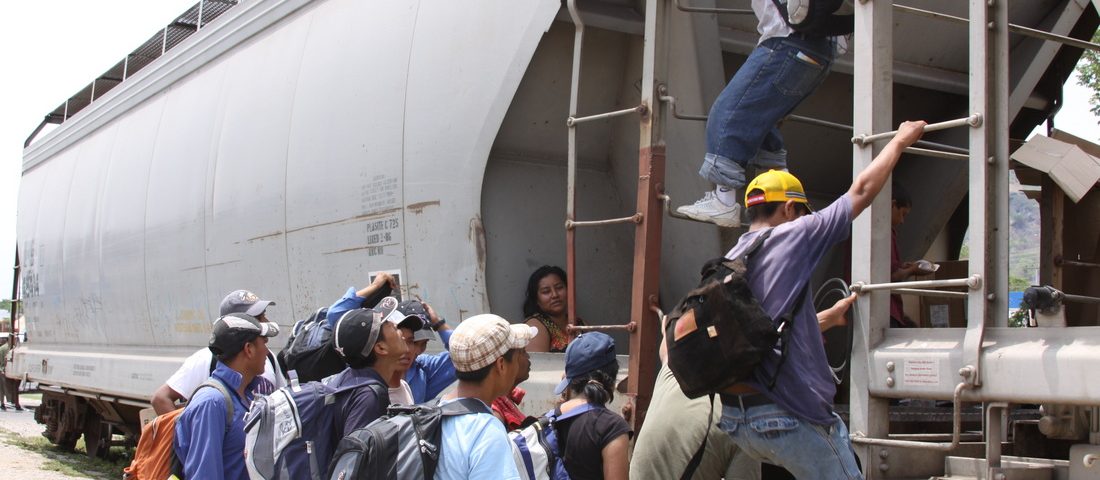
[209,313,280,358]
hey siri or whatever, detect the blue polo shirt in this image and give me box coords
[405,329,457,403]
[174,362,258,480]
[331,366,390,439]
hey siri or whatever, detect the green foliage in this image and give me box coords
[1009,275,1032,291]
[1009,308,1030,328]
[1077,29,1100,125]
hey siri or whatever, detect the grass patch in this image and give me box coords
[0,427,129,479]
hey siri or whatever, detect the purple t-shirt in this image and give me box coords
[724,194,852,425]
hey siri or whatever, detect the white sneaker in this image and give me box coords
[676,191,742,227]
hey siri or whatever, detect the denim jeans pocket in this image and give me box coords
[748,414,801,439]
[773,49,828,97]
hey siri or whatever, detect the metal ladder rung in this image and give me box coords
[567,105,647,127]
[852,114,983,146]
[566,213,643,230]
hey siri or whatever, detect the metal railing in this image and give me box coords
[852,114,983,146]
[894,3,1100,53]
[850,275,982,293]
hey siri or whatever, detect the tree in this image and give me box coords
[1077,29,1100,124]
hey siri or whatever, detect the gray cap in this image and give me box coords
[413,328,441,343]
[219,290,275,317]
[209,313,280,358]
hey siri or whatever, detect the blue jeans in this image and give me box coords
[702,35,835,189]
[718,403,862,479]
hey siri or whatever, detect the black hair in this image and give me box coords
[744,189,810,223]
[892,181,912,209]
[564,359,618,406]
[523,265,568,318]
[455,348,517,382]
[346,324,396,369]
[213,334,259,363]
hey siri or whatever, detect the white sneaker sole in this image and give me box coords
[676,208,742,228]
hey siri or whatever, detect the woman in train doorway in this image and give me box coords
[523,265,584,353]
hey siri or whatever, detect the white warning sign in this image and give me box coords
[903,358,941,387]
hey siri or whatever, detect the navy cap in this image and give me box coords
[553,332,617,396]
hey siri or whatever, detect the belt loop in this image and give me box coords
[738,395,746,411]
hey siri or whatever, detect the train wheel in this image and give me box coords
[82,411,110,459]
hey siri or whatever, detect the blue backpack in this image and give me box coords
[243,371,386,480]
[508,404,597,480]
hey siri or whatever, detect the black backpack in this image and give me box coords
[282,286,396,383]
[326,398,490,480]
[665,229,807,398]
[278,307,350,383]
[771,0,853,38]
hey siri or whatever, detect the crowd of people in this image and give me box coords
[163,114,923,480]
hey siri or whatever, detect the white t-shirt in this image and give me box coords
[165,347,284,400]
[388,379,415,406]
[752,0,794,44]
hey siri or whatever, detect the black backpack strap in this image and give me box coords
[739,229,773,262]
[438,397,492,416]
[680,393,715,480]
[763,281,811,390]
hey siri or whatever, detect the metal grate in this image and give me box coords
[27,0,241,147]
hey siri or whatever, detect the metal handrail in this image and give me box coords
[894,3,1100,53]
[673,0,753,15]
[893,288,969,299]
[567,105,647,127]
[657,194,708,223]
[566,213,644,229]
[1065,293,1100,305]
[852,114,983,146]
[850,275,982,293]
[653,97,971,156]
[568,322,638,333]
[902,146,969,161]
[657,90,708,121]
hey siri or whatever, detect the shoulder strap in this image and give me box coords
[438,397,492,416]
[739,228,773,261]
[192,378,235,431]
[549,402,599,423]
[763,282,811,390]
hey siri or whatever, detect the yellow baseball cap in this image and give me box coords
[744,170,810,207]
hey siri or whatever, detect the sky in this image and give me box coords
[0,1,1097,301]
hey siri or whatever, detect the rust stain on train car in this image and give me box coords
[406,200,440,214]
[322,242,401,255]
[248,231,285,242]
[285,208,403,234]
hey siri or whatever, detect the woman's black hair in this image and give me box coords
[564,359,618,406]
[523,265,568,318]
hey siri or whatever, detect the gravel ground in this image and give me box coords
[0,397,117,480]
